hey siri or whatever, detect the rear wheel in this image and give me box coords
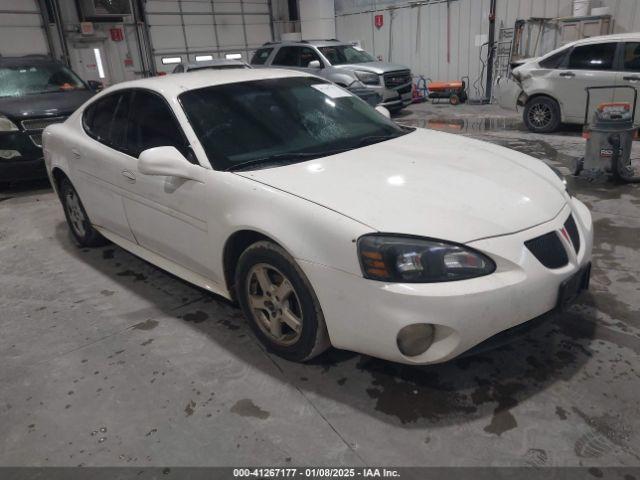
[235,241,330,362]
[449,94,460,106]
[523,96,561,133]
[59,177,107,247]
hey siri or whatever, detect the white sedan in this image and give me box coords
[43,68,593,365]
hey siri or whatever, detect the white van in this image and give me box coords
[498,33,640,133]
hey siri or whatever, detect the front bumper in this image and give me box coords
[300,198,593,365]
[0,131,46,182]
[365,83,413,110]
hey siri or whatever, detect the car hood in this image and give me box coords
[334,62,410,74]
[0,90,93,120]
[235,129,567,243]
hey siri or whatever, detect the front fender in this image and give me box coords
[211,173,374,278]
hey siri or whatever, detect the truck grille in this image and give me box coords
[21,116,67,132]
[564,214,581,254]
[384,70,412,89]
[525,232,569,269]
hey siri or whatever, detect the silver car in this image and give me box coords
[251,39,413,112]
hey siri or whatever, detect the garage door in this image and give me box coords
[0,0,49,56]
[145,0,273,73]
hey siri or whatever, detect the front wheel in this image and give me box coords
[59,177,107,247]
[523,96,561,133]
[235,241,330,362]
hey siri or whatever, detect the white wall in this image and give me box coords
[335,0,640,99]
[299,0,335,39]
[0,0,49,56]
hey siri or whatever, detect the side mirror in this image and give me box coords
[375,105,391,119]
[308,60,321,69]
[87,80,103,92]
[138,146,203,183]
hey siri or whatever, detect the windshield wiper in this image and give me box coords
[353,133,404,148]
[226,150,345,172]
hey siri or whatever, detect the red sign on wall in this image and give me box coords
[110,27,124,42]
[374,14,384,29]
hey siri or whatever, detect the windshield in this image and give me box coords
[319,45,375,65]
[179,77,407,171]
[0,64,86,98]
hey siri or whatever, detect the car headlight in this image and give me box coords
[548,164,571,196]
[354,70,380,85]
[358,234,496,283]
[0,114,18,132]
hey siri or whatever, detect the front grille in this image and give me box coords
[29,134,43,147]
[525,232,569,269]
[21,116,67,131]
[564,214,581,253]
[397,84,412,95]
[384,70,412,88]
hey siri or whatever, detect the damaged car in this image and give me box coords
[43,68,593,365]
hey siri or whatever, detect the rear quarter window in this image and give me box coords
[539,48,570,69]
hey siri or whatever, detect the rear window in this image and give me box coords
[250,48,273,65]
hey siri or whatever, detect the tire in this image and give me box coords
[449,94,460,106]
[59,177,107,247]
[523,96,561,133]
[235,241,330,362]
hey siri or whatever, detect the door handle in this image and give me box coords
[623,75,640,81]
[559,72,575,78]
[71,149,81,159]
[121,170,136,183]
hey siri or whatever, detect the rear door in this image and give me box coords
[615,41,640,123]
[73,90,136,242]
[557,42,618,123]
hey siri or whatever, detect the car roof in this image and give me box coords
[185,59,248,69]
[0,55,63,67]
[263,39,347,48]
[102,68,313,98]
[565,32,640,47]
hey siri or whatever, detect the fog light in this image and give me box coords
[397,323,435,357]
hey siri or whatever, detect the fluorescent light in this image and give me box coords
[195,55,213,62]
[225,53,242,60]
[161,56,182,65]
[93,48,105,79]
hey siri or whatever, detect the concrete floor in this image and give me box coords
[1,102,639,468]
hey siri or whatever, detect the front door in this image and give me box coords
[119,90,218,282]
[556,41,618,123]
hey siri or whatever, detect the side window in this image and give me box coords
[299,47,323,67]
[272,46,299,66]
[250,47,273,65]
[622,42,640,71]
[83,93,122,144]
[539,48,570,69]
[109,91,131,151]
[126,90,189,159]
[568,43,616,70]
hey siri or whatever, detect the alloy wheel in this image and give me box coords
[245,263,303,346]
[528,103,552,129]
[65,190,86,237]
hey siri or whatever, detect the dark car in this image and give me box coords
[0,56,100,184]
